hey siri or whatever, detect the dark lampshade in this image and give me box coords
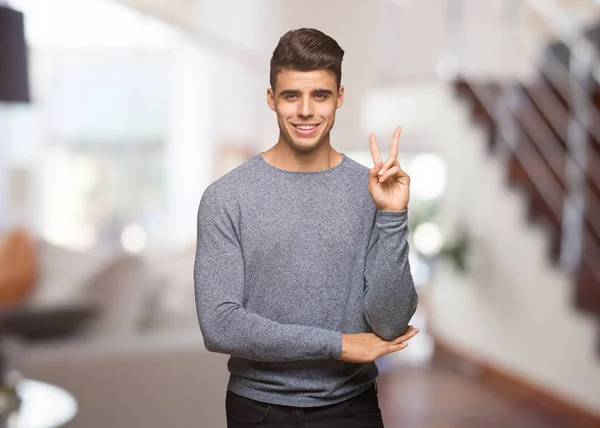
[0,5,30,103]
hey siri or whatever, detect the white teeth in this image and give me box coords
[296,125,317,130]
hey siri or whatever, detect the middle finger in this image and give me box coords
[389,126,402,159]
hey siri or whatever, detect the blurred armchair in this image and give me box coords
[0,228,37,305]
[16,241,229,428]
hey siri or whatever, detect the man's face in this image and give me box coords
[267,69,344,153]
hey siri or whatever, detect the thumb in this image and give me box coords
[369,162,383,189]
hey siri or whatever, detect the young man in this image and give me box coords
[194,28,419,428]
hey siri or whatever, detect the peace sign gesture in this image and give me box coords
[368,126,410,212]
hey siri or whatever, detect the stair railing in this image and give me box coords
[444,0,600,283]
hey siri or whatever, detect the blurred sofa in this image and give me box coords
[17,242,230,428]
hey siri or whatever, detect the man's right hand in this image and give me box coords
[338,326,419,363]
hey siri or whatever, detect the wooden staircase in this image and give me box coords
[451,27,600,328]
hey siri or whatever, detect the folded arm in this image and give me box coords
[363,209,418,340]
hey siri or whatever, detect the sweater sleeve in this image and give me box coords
[363,209,418,340]
[194,185,342,362]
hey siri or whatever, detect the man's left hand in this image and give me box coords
[368,126,410,211]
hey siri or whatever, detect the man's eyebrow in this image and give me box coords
[278,89,334,96]
[278,89,301,97]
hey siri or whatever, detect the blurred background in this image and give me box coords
[0,0,599,426]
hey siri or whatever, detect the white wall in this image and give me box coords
[429,83,600,418]
[0,104,42,232]
[109,0,555,156]
[164,35,215,249]
[0,106,9,229]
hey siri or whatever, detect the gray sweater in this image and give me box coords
[194,152,418,407]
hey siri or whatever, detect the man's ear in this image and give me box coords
[267,87,276,112]
[336,85,344,109]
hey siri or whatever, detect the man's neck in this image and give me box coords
[261,140,343,173]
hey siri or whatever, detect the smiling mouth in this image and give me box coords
[293,124,320,130]
[292,123,321,137]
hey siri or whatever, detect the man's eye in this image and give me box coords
[285,95,297,100]
[315,94,326,99]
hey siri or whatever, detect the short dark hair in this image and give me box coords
[269,28,345,90]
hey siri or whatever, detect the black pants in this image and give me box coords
[225,382,384,428]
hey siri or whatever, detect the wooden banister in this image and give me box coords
[453,76,600,312]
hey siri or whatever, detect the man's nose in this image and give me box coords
[297,98,313,118]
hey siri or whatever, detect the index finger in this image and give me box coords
[369,133,383,165]
[389,126,402,158]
